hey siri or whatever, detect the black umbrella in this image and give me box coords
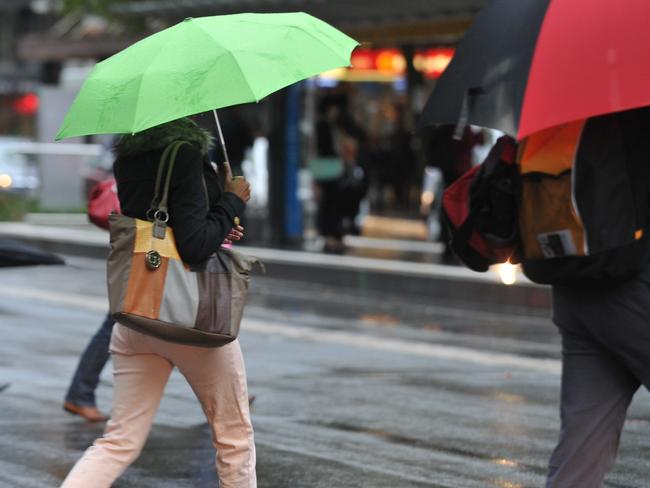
[0,239,65,267]
[419,0,650,139]
[419,0,548,137]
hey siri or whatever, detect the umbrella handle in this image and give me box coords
[453,87,486,140]
[212,109,231,168]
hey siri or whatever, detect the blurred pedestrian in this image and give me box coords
[424,123,485,262]
[385,103,415,211]
[313,94,367,253]
[61,117,255,488]
[64,177,120,422]
[425,124,484,186]
[63,313,113,422]
[337,135,368,237]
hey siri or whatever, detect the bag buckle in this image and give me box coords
[145,250,162,270]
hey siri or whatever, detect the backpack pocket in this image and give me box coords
[518,120,587,261]
[519,170,586,259]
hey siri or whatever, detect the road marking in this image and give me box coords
[0,285,560,374]
[248,281,552,327]
[243,318,560,374]
[0,285,108,311]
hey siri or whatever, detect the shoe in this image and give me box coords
[323,240,345,254]
[63,401,109,422]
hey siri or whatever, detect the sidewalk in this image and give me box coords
[0,217,551,313]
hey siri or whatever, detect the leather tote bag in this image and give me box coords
[107,141,260,347]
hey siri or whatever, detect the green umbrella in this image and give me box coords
[56,12,358,141]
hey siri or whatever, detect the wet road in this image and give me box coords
[1,256,649,487]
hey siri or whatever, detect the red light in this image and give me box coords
[13,93,39,116]
[351,49,375,70]
[349,47,455,80]
[350,48,407,74]
[415,48,455,79]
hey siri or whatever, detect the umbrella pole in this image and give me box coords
[212,109,231,166]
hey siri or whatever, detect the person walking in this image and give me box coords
[63,313,114,422]
[61,117,256,488]
[516,107,650,487]
[64,177,120,422]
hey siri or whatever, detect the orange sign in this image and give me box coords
[350,48,454,79]
[414,48,455,79]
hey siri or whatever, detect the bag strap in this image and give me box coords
[146,141,187,221]
[148,141,212,239]
[147,143,177,220]
[157,141,187,216]
[150,141,187,241]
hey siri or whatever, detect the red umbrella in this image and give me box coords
[420,0,650,139]
[522,0,650,138]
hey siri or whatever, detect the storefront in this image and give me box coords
[310,46,455,215]
[16,0,486,244]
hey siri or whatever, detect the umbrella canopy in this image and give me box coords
[419,0,650,139]
[56,12,358,140]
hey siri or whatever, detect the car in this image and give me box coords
[0,137,39,194]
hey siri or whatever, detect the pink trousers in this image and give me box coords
[61,323,256,488]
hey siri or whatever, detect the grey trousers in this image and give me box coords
[547,267,650,487]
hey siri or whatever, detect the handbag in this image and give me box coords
[107,141,261,347]
[308,156,344,182]
[88,177,120,230]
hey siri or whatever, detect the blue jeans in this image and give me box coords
[65,313,115,407]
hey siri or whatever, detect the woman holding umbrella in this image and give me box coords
[61,117,255,487]
[55,13,358,487]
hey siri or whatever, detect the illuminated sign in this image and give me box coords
[413,48,455,79]
[349,47,454,79]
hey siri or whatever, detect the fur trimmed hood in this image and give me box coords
[114,118,214,157]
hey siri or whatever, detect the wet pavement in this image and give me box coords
[1,256,649,487]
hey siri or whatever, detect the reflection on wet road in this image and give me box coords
[0,257,648,487]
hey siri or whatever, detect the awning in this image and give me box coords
[113,0,485,44]
[17,0,485,62]
[0,0,32,12]
[18,34,142,62]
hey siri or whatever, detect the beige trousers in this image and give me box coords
[61,323,256,488]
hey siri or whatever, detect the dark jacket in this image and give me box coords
[113,118,245,265]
